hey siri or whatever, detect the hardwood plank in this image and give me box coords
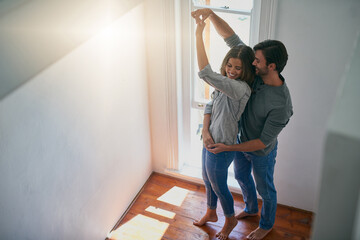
[107,172,313,240]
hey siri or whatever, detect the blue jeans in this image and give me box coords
[202,148,235,217]
[233,144,278,230]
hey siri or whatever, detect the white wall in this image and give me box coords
[145,0,168,172]
[311,27,360,240]
[0,3,152,239]
[271,0,360,211]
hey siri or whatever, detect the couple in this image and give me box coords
[192,8,293,240]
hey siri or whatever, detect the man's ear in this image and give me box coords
[268,63,276,71]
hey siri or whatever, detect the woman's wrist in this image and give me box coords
[196,32,204,38]
[202,129,210,135]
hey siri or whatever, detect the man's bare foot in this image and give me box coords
[247,227,272,240]
[193,208,218,226]
[215,216,238,240]
[235,210,258,220]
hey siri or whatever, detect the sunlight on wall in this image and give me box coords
[0,0,134,99]
[145,206,176,219]
[157,186,190,207]
[107,214,169,240]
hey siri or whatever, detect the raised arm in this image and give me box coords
[195,21,209,71]
[196,23,214,149]
[191,8,234,39]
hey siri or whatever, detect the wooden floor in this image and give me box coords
[107,173,313,240]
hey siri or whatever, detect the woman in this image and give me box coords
[193,20,255,240]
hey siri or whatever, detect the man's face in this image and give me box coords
[253,50,269,76]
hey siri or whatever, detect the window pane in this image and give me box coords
[208,12,250,72]
[189,108,204,168]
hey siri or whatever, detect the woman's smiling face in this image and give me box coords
[225,58,242,79]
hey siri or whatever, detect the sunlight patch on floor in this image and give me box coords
[107,214,169,240]
[157,186,189,207]
[145,206,176,219]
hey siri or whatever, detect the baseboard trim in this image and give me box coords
[106,171,155,239]
[156,170,314,215]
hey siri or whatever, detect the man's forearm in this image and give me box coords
[208,11,235,39]
[228,139,266,152]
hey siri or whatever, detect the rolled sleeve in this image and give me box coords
[204,100,213,114]
[224,34,245,48]
[198,64,213,79]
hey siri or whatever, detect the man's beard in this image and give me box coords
[256,67,268,76]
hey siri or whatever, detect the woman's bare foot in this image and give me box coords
[247,227,272,240]
[235,210,258,220]
[193,208,218,226]
[215,216,238,240]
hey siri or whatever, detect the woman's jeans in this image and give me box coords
[233,144,278,230]
[202,148,235,217]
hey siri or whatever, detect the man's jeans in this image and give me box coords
[202,148,235,217]
[233,144,278,230]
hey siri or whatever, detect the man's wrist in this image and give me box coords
[208,11,214,20]
[227,144,238,152]
[225,144,232,151]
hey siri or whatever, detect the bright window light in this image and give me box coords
[145,206,176,219]
[107,214,169,240]
[157,186,190,207]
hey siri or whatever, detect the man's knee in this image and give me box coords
[234,171,245,182]
[234,167,251,182]
[256,183,276,200]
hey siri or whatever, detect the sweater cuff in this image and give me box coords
[224,34,243,48]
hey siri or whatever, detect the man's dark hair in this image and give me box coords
[254,40,288,73]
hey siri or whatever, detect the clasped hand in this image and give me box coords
[192,9,213,35]
[203,131,228,154]
[191,8,213,23]
[207,143,228,154]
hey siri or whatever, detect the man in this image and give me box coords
[192,9,293,240]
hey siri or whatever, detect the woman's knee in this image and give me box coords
[208,172,229,194]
